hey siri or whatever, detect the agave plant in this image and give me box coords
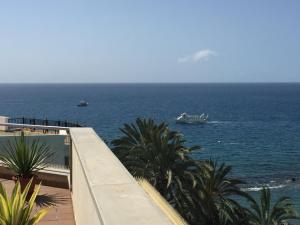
[246,187,299,225]
[0,180,48,225]
[0,132,53,177]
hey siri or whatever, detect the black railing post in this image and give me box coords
[33,118,36,131]
[45,118,48,133]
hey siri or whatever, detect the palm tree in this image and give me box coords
[112,118,251,225]
[246,187,299,225]
[112,118,201,197]
[185,160,250,225]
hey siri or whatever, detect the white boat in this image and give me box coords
[176,112,208,124]
[77,100,88,107]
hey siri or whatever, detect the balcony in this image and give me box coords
[0,116,186,225]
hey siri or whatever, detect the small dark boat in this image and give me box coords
[77,100,88,107]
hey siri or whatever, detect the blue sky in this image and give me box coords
[0,0,299,83]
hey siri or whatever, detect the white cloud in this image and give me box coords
[178,49,218,63]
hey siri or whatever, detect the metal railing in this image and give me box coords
[8,117,81,128]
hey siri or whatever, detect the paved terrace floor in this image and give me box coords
[0,178,75,225]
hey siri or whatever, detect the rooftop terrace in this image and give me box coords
[0,116,184,225]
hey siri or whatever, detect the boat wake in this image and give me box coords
[207,120,221,124]
[207,120,231,124]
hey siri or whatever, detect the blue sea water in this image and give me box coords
[0,83,300,211]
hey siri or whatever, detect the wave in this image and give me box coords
[216,140,243,145]
[227,142,241,145]
[243,184,286,192]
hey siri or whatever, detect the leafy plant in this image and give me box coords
[0,132,53,177]
[0,180,48,225]
[246,187,299,225]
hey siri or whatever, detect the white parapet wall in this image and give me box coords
[0,116,9,131]
[70,128,173,225]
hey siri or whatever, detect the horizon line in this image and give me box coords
[0,81,300,85]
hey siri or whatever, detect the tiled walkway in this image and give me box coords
[0,179,76,225]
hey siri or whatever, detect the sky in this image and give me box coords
[0,0,300,83]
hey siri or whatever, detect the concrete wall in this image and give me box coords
[70,128,173,225]
[0,116,9,131]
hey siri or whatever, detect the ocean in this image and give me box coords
[0,83,300,211]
